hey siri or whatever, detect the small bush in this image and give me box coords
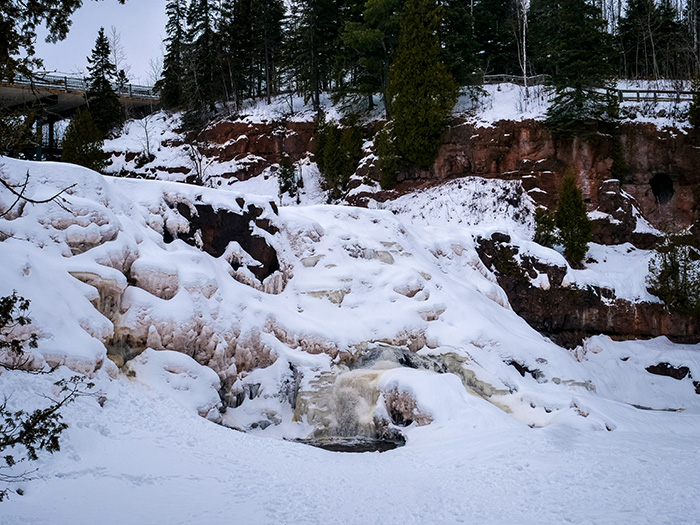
[556,173,592,266]
[0,292,94,501]
[647,235,700,316]
[314,118,363,199]
[533,209,558,248]
[61,109,106,172]
[277,155,297,199]
[376,124,399,190]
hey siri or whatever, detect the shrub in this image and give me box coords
[555,173,592,266]
[277,155,297,199]
[533,208,558,248]
[375,124,399,190]
[0,292,94,501]
[61,109,106,172]
[314,118,363,199]
[647,235,700,317]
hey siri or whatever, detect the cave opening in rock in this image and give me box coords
[650,173,674,204]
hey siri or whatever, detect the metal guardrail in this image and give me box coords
[483,74,694,104]
[617,89,693,103]
[4,72,158,100]
[483,74,550,86]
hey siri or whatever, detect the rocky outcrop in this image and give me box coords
[432,120,700,237]
[197,120,315,180]
[476,233,700,347]
[164,198,280,282]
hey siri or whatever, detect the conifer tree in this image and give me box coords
[286,0,343,109]
[61,109,106,172]
[472,0,520,76]
[86,27,123,137]
[182,0,220,127]
[156,0,188,108]
[531,0,617,137]
[555,173,592,266]
[339,0,403,116]
[441,0,478,84]
[389,0,458,168]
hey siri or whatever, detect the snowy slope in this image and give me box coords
[1,156,700,523]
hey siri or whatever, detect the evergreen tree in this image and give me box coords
[0,0,125,80]
[182,0,221,127]
[617,0,690,80]
[338,0,402,116]
[555,173,592,266]
[647,234,700,317]
[473,0,520,76]
[61,109,106,172]
[285,0,343,109]
[86,27,123,137]
[156,0,188,108]
[389,0,458,168]
[220,0,285,106]
[531,0,617,137]
[441,0,479,84]
[0,292,94,501]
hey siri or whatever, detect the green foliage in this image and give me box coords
[617,0,691,80]
[472,0,520,76]
[338,0,402,116]
[156,0,188,108]
[0,109,37,158]
[647,235,700,316]
[689,78,700,128]
[555,173,592,266]
[278,155,298,198]
[61,109,106,172]
[533,208,558,248]
[389,0,458,168]
[0,0,125,80]
[0,292,94,501]
[86,27,123,137]
[285,0,343,109]
[375,124,399,189]
[0,292,37,363]
[532,0,617,138]
[545,88,619,139]
[314,118,364,198]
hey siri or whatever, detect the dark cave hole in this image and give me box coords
[650,173,674,204]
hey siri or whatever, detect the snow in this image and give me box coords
[2,115,700,523]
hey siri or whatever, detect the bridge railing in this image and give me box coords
[5,72,158,100]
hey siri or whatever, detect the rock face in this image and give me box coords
[198,120,315,180]
[164,199,280,282]
[428,120,700,236]
[476,234,700,347]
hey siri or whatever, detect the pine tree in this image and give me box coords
[472,0,520,76]
[389,0,458,168]
[285,0,343,109]
[86,27,123,137]
[441,0,478,84]
[555,173,592,266]
[156,0,188,108]
[338,0,403,116]
[61,109,106,172]
[0,0,125,80]
[531,0,617,137]
[182,0,221,128]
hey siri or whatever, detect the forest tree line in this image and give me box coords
[157,0,700,122]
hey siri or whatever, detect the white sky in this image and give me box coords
[35,0,168,85]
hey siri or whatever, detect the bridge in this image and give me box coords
[0,72,159,159]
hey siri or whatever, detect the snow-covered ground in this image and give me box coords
[1,144,699,523]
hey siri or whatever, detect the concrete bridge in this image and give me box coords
[0,72,159,158]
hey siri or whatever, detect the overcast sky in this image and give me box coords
[35,0,168,85]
